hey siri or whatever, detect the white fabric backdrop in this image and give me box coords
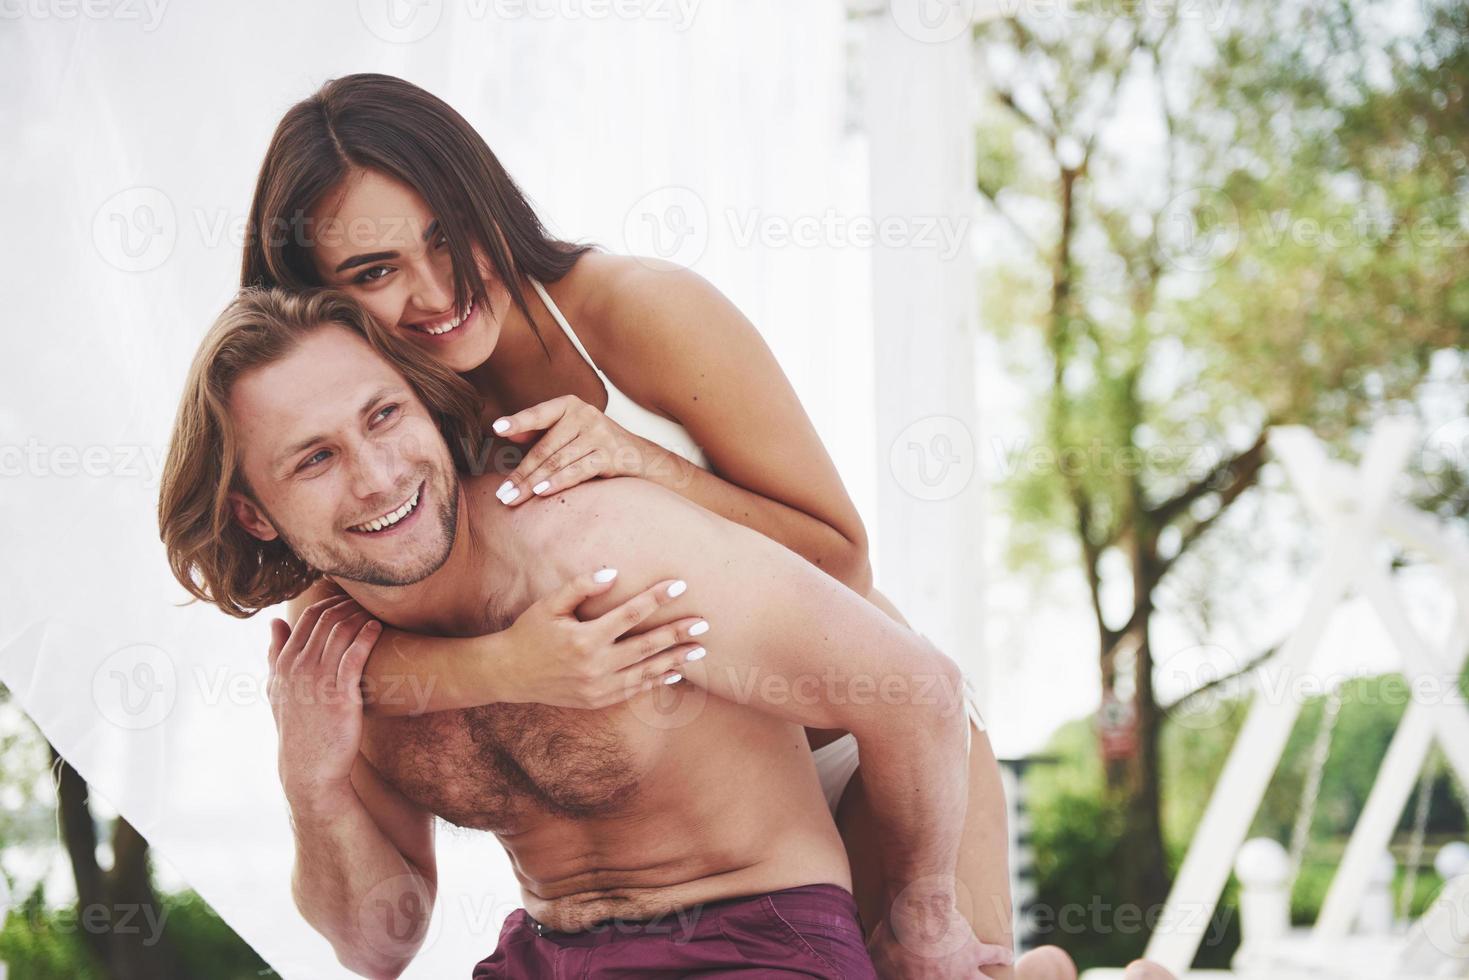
[0,2,880,975]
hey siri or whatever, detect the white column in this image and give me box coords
[855,0,986,697]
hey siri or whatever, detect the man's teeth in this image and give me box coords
[417,303,473,336]
[352,488,420,533]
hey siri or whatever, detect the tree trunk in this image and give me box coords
[1099,605,1172,920]
[48,745,179,980]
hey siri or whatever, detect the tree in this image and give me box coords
[975,0,1468,932]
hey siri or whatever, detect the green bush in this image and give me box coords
[0,885,269,980]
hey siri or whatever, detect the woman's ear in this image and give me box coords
[228,490,280,542]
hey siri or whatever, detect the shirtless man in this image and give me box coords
[159,287,1012,978]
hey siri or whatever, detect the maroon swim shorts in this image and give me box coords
[470,882,878,978]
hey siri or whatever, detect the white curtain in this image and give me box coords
[0,2,877,975]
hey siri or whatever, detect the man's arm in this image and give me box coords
[268,601,437,978]
[288,756,437,979]
[537,478,973,923]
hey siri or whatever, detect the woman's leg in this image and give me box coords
[837,718,1016,979]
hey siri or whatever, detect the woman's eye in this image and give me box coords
[435,233,449,249]
[355,265,391,284]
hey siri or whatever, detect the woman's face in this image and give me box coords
[309,168,512,374]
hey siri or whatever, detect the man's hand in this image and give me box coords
[268,595,381,802]
[867,886,1014,979]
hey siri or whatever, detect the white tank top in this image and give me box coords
[530,278,709,470]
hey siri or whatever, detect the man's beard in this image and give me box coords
[275,466,461,588]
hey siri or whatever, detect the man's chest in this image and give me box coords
[360,702,651,832]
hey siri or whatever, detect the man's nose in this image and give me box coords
[348,440,405,500]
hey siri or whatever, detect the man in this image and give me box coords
[159,287,1008,978]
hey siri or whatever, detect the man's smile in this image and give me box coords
[346,480,425,536]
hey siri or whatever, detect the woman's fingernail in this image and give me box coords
[666,580,687,598]
[532,480,551,495]
[492,418,511,433]
[688,620,709,637]
[684,647,706,662]
[664,673,683,685]
[593,568,618,583]
[496,481,519,504]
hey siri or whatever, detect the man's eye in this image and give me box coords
[355,265,391,284]
[373,404,401,424]
[300,450,331,470]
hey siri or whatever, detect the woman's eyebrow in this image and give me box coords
[332,221,439,274]
[335,250,398,274]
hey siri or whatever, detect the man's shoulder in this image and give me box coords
[499,477,722,560]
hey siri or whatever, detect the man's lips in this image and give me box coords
[346,481,425,536]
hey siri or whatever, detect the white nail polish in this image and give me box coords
[532,480,551,495]
[688,620,709,636]
[492,418,511,433]
[666,580,687,598]
[684,647,706,662]
[593,568,618,583]
[664,673,683,685]
[496,481,519,504]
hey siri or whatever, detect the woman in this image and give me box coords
[244,73,1013,971]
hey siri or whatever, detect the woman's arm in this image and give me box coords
[501,258,874,594]
[281,571,708,716]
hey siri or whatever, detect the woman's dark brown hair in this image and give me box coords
[241,72,591,351]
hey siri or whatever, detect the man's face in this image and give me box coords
[229,324,460,588]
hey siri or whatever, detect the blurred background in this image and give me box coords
[0,0,1466,977]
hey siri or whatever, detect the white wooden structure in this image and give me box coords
[1135,418,1469,979]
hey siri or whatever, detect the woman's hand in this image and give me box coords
[495,568,710,708]
[490,394,669,505]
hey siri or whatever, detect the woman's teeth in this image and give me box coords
[414,302,474,336]
[351,487,420,533]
